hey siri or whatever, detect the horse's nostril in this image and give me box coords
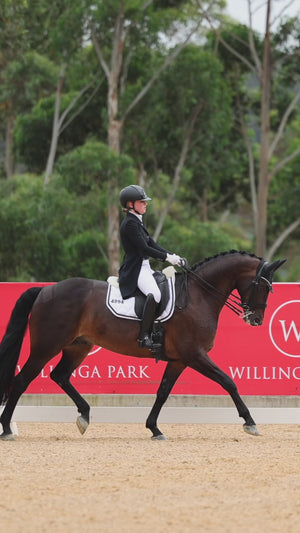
[250,315,262,326]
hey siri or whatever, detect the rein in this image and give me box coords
[177,258,270,318]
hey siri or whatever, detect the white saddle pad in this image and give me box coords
[106,268,176,322]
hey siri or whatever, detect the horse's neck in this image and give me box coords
[196,260,238,294]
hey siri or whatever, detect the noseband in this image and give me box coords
[179,258,273,319]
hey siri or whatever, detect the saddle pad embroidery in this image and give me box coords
[106,276,176,322]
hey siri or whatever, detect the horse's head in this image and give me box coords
[238,258,286,326]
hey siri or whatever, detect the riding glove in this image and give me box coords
[166,253,185,267]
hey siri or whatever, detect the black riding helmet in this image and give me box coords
[120,185,152,208]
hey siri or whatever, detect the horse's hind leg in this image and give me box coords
[50,339,93,434]
[0,373,28,440]
[146,360,186,440]
[189,351,259,436]
[0,354,48,440]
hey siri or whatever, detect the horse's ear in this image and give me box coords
[265,259,286,274]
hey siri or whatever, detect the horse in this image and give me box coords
[0,250,285,441]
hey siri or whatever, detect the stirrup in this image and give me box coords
[138,335,153,349]
[138,334,167,362]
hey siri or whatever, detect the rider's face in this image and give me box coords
[131,200,147,215]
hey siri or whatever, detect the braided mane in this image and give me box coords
[191,250,262,271]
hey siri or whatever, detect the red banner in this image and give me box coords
[1,282,300,395]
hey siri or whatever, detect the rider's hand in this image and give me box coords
[166,253,185,267]
[178,257,187,268]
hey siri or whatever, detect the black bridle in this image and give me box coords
[241,258,274,318]
[178,258,273,319]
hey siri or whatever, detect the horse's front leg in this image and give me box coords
[146,360,186,440]
[189,351,259,436]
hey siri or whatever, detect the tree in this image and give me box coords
[1,51,58,174]
[0,141,137,280]
[87,0,207,274]
[14,47,107,174]
[201,0,300,258]
[0,150,244,281]
[54,139,136,275]
[0,1,35,177]
[41,1,103,185]
[123,44,234,235]
[0,0,86,178]
[43,69,102,186]
[267,115,300,260]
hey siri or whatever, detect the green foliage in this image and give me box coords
[268,118,300,242]
[205,21,263,75]
[14,98,54,172]
[0,52,58,115]
[63,230,108,279]
[14,82,107,173]
[0,0,31,61]
[0,138,239,282]
[125,44,241,216]
[0,140,137,281]
[0,168,107,281]
[0,175,63,281]
[1,3,300,280]
[55,139,136,195]
[280,243,300,282]
[147,216,239,270]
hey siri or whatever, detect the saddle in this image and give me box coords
[106,266,176,322]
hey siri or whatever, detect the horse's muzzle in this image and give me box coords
[250,315,263,326]
[243,310,263,326]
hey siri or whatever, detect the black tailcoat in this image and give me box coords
[119,212,169,299]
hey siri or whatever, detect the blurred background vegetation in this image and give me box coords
[0,0,299,282]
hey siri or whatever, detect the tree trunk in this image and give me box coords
[154,99,203,240]
[5,116,14,178]
[255,0,272,257]
[44,64,66,186]
[106,8,125,275]
[266,219,300,261]
[107,114,123,275]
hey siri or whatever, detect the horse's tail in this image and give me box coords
[0,287,42,404]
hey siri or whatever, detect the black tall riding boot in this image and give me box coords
[138,294,157,349]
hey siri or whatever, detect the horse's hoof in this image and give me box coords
[243,424,260,436]
[151,434,167,441]
[0,432,16,441]
[76,416,89,435]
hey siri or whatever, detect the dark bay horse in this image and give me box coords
[0,251,285,441]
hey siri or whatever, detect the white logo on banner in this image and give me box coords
[269,300,300,357]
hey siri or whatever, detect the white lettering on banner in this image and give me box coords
[91,366,101,378]
[128,366,138,378]
[116,366,126,378]
[229,366,300,380]
[108,366,114,378]
[16,363,149,380]
[108,365,150,379]
[279,320,300,342]
[77,365,102,379]
[44,366,53,377]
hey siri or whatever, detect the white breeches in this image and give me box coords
[137,259,161,303]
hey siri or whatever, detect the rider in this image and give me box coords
[119,184,184,352]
